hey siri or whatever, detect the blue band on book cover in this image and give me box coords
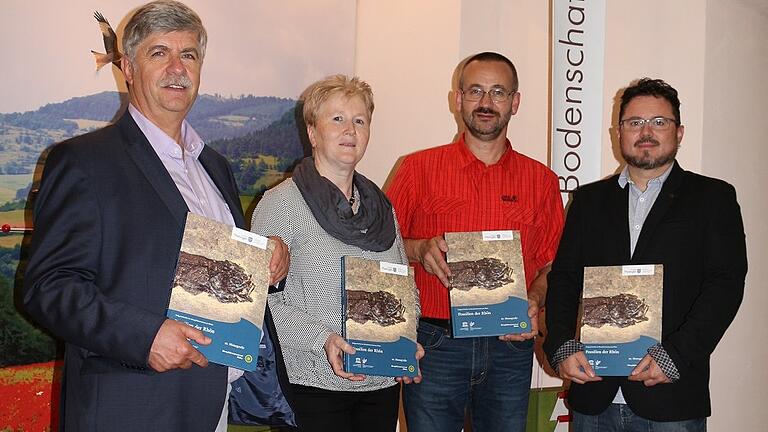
[451,296,530,338]
[344,337,418,377]
[167,310,263,371]
[583,335,658,376]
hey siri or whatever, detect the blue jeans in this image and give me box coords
[573,404,707,432]
[403,321,533,432]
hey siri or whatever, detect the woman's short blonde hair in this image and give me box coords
[301,74,374,127]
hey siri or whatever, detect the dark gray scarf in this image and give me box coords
[292,157,395,252]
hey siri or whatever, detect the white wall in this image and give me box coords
[459,0,550,164]
[356,0,549,186]
[601,1,706,175]
[355,0,462,187]
[703,1,768,430]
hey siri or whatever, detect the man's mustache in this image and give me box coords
[159,74,193,88]
[473,107,499,116]
[634,137,660,147]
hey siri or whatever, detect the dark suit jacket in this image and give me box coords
[23,113,291,431]
[544,162,747,421]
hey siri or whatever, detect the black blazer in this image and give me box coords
[24,113,291,431]
[544,162,747,422]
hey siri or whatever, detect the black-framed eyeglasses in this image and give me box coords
[619,116,679,131]
[461,87,516,103]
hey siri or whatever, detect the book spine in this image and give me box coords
[341,256,350,372]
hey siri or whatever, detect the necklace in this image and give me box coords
[348,184,356,206]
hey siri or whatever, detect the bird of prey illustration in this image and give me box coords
[91,11,122,71]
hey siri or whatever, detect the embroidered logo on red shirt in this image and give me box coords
[501,194,518,202]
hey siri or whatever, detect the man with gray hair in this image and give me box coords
[23,1,293,430]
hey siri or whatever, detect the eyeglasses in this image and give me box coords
[461,87,515,103]
[619,116,679,131]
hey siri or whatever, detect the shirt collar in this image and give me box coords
[454,132,514,169]
[618,162,675,188]
[128,104,204,160]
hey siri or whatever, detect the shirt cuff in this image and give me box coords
[551,339,584,372]
[647,343,680,382]
[311,327,335,357]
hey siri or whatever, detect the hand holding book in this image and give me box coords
[498,299,539,342]
[267,236,289,285]
[405,236,451,287]
[395,343,424,385]
[499,264,550,341]
[557,351,602,384]
[628,354,671,386]
[324,333,366,381]
[148,319,211,372]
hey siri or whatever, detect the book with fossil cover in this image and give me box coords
[580,264,663,376]
[166,212,274,371]
[445,230,529,338]
[341,256,419,378]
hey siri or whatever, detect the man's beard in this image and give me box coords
[462,107,511,141]
[622,137,678,170]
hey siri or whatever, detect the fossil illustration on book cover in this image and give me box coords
[580,265,662,345]
[169,213,274,329]
[445,231,526,308]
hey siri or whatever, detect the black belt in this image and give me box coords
[420,317,450,330]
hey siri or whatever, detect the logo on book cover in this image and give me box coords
[231,227,268,249]
[520,321,528,329]
[481,230,515,241]
[621,264,655,276]
[244,354,253,364]
[379,261,408,276]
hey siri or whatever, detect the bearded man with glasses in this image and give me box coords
[544,78,747,431]
[387,52,565,432]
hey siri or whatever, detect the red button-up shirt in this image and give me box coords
[387,134,564,319]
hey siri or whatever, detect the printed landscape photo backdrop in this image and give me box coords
[0,1,355,428]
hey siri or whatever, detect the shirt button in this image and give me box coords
[639,197,645,202]
[634,224,641,230]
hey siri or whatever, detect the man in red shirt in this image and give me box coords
[387,52,564,432]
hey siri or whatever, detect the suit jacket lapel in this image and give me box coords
[199,146,246,229]
[117,113,189,227]
[632,162,685,260]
